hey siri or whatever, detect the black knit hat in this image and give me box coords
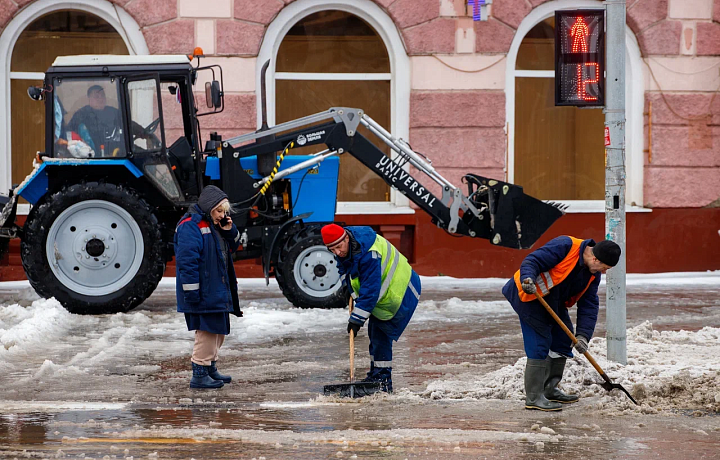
[197,185,228,214]
[593,240,621,267]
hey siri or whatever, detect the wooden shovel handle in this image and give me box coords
[349,297,355,382]
[534,293,607,377]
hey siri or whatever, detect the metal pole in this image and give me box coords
[604,0,627,364]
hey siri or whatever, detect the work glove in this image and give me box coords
[574,335,589,354]
[347,321,361,338]
[521,277,536,295]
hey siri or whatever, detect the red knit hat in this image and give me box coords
[321,224,346,247]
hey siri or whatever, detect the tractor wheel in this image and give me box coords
[21,182,165,314]
[0,238,8,262]
[275,226,347,309]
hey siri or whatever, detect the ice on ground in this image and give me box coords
[423,321,720,414]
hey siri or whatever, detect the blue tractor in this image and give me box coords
[0,54,564,314]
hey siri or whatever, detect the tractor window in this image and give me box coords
[53,78,126,158]
[128,79,163,154]
[160,81,187,148]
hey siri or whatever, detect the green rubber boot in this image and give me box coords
[544,357,579,404]
[524,358,562,411]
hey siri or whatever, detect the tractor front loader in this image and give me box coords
[0,53,564,314]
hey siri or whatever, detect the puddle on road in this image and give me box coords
[1,280,719,458]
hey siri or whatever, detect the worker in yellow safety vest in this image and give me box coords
[322,224,421,393]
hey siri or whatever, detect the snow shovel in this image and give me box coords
[323,297,382,398]
[535,293,638,405]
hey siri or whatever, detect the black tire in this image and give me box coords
[275,226,348,309]
[21,182,165,314]
[0,238,8,262]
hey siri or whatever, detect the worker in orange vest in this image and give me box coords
[502,236,621,411]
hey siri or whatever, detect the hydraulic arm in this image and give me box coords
[216,107,564,250]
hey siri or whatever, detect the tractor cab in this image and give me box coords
[33,52,223,202]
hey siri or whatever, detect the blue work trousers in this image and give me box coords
[367,271,421,369]
[518,308,575,360]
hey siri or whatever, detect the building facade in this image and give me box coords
[1,0,719,279]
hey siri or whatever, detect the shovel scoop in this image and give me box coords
[323,298,383,398]
[534,293,638,405]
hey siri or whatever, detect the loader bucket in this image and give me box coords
[462,174,566,249]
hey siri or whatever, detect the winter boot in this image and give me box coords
[361,365,393,393]
[524,358,562,411]
[361,362,376,382]
[376,367,393,393]
[209,361,232,383]
[190,362,224,389]
[544,357,579,403]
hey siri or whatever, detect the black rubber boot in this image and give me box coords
[544,357,579,403]
[190,362,224,389]
[524,358,562,411]
[209,361,232,383]
[361,366,393,393]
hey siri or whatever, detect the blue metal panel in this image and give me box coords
[15,159,144,204]
[238,155,339,223]
[15,163,49,205]
[205,156,220,180]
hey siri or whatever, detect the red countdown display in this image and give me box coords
[555,9,605,107]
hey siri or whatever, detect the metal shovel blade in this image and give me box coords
[600,378,638,405]
[323,381,383,398]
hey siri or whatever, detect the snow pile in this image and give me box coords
[423,321,720,413]
[0,298,73,354]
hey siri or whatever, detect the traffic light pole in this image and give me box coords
[604,0,627,364]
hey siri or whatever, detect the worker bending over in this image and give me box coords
[503,236,621,411]
[322,224,421,393]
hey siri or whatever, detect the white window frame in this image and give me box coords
[257,0,413,215]
[506,0,647,213]
[0,0,147,214]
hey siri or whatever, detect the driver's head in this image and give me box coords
[87,85,106,110]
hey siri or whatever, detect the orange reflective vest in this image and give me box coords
[513,236,595,309]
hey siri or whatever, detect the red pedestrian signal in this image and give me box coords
[555,10,605,107]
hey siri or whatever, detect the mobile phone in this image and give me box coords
[220,216,230,226]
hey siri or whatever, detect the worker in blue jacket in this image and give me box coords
[322,224,421,393]
[175,185,243,389]
[502,236,621,411]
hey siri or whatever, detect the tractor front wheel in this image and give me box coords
[275,226,347,309]
[21,182,165,314]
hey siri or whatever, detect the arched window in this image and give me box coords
[275,10,392,203]
[10,10,128,188]
[507,1,645,210]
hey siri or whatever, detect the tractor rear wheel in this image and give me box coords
[21,182,165,314]
[275,226,347,309]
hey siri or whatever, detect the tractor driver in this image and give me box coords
[67,84,124,157]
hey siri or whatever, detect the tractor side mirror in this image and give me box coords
[205,81,222,109]
[27,86,44,101]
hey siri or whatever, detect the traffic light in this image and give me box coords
[555,9,605,107]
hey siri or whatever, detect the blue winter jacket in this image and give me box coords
[502,236,601,340]
[174,205,242,316]
[336,226,414,325]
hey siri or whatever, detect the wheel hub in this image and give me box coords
[313,264,327,277]
[85,238,105,257]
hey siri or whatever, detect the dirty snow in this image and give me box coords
[423,321,720,414]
